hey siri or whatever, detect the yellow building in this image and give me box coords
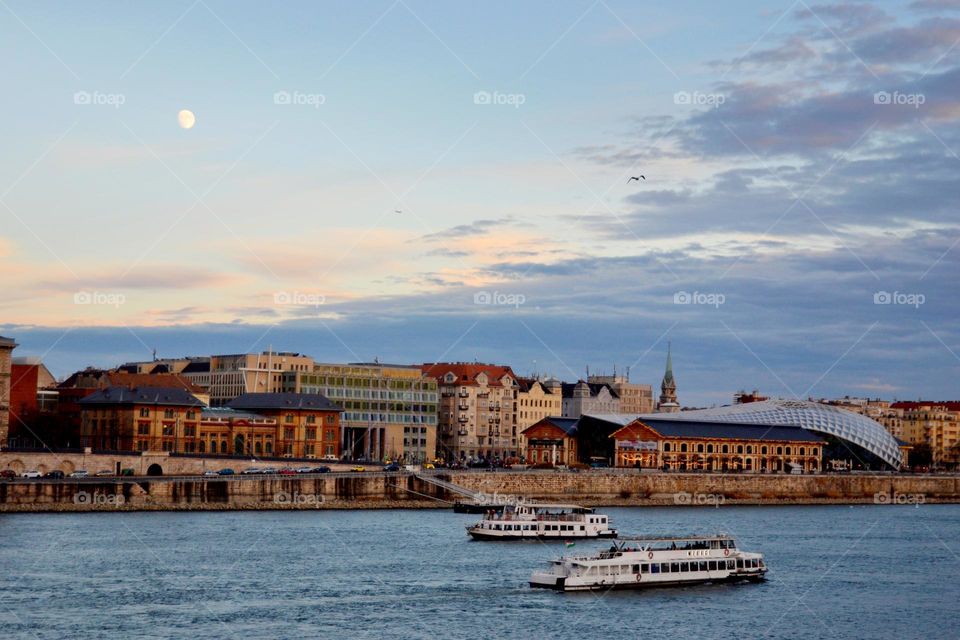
[516,378,563,452]
[892,401,960,467]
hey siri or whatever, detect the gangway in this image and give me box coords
[413,472,483,500]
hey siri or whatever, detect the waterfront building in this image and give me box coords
[889,401,960,467]
[515,377,562,452]
[199,407,279,456]
[78,386,205,452]
[609,417,824,472]
[587,373,654,414]
[656,343,680,413]
[7,357,58,447]
[227,392,342,459]
[521,416,579,465]
[421,362,519,461]
[208,351,314,407]
[561,381,619,418]
[0,335,16,447]
[282,362,438,462]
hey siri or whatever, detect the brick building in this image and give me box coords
[227,392,342,459]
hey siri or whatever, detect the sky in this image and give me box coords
[1,1,959,406]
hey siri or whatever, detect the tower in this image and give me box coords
[657,342,679,413]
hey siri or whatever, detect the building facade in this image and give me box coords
[587,374,654,414]
[227,392,342,459]
[199,407,279,456]
[283,362,438,462]
[7,358,57,446]
[610,418,824,472]
[422,363,519,461]
[516,377,563,452]
[79,387,205,452]
[0,336,16,447]
[208,351,314,406]
[890,401,960,467]
[521,417,579,465]
[561,381,620,418]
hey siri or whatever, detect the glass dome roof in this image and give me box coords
[645,399,902,468]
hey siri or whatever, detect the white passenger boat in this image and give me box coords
[466,503,617,541]
[529,535,767,591]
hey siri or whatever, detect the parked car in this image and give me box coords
[203,470,220,476]
[311,466,331,474]
[241,468,262,475]
[384,463,401,472]
[278,468,296,476]
[43,470,65,479]
[218,468,236,476]
[260,467,278,474]
[21,470,42,479]
[295,467,314,474]
[351,465,366,472]
[69,470,89,478]
[94,470,114,477]
[1,469,17,480]
[423,463,435,470]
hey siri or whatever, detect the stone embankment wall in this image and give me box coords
[1,471,958,512]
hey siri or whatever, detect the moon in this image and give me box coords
[177,109,196,130]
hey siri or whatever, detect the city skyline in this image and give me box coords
[3,1,959,406]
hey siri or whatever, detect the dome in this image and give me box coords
[644,399,902,468]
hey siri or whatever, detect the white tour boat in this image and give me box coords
[466,503,617,541]
[529,535,767,591]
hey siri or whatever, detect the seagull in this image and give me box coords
[394,209,403,214]
[627,175,645,183]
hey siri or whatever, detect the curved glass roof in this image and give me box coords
[644,399,902,468]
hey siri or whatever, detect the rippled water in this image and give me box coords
[1,505,957,639]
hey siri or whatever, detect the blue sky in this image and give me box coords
[2,1,959,405]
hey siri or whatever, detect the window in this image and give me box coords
[285,414,294,423]
[709,561,717,571]
[651,563,661,574]
[306,415,316,424]
[680,562,689,572]
[284,428,294,440]
[306,428,317,440]
[671,563,680,573]
[641,564,650,573]
[660,563,670,573]
[164,409,175,419]
[139,407,150,417]
[137,423,149,435]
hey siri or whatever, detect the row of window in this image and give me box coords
[661,442,818,456]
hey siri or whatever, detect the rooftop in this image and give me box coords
[227,392,342,412]
[79,386,205,407]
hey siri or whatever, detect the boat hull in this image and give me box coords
[468,529,618,541]
[530,571,766,591]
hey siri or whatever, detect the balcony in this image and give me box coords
[457,430,468,437]
[458,403,469,411]
[458,415,468,423]
[458,391,469,398]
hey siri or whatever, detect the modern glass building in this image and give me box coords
[645,399,903,469]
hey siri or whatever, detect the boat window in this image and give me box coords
[699,561,708,571]
[708,561,717,571]
[727,560,735,570]
[680,562,689,572]
[737,559,744,569]
[710,540,720,549]
[660,563,670,573]
[651,563,660,574]
[632,564,640,573]
[580,526,585,531]
[671,563,680,573]
[641,564,649,573]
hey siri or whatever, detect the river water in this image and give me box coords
[1,505,957,639]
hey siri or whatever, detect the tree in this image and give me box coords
[910,442,933,468]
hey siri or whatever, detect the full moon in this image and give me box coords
[177,109,196,129]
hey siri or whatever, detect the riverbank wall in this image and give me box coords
[1,471,958,512]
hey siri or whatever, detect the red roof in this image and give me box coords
[421,362,517,387]
[891,400,960,411]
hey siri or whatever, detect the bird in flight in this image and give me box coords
[627,175,645,183]
[394,209,403,214]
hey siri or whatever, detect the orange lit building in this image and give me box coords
[226,392,342,459]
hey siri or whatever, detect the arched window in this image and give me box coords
[746,445,752,454]
[234,435,244,454]
[680,443,688,453]
[265,441,273,454]
[697,443,704,453]
[785,446,791,455]
[663,442,671,452]
[776,446,783,455]
[255,442,262,454]
[761,446,767,455]
[737,445,744,454]
[707,444,714,453]
[198,440,205,453]
[799,447,805,456]
[722,444,729,454]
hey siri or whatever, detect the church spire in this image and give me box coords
[658,342,679,413]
